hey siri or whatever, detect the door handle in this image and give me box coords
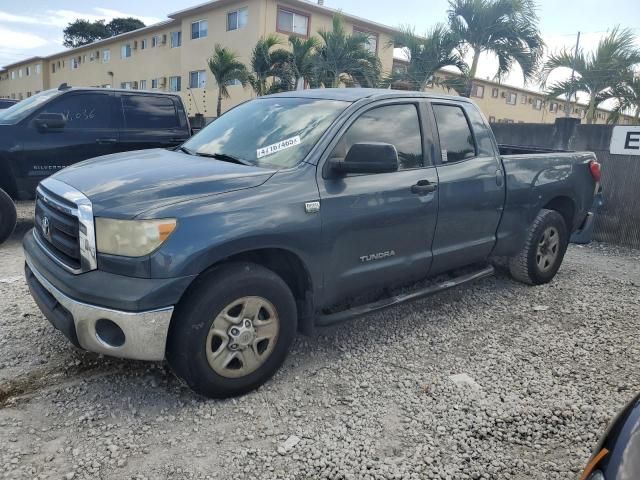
[411,180,437,195]
[96,138,117,144]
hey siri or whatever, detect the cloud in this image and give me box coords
[0,8,162,28]
[0,26,48,49]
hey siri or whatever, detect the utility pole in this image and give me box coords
[565,31,581,117]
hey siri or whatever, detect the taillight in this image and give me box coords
[589,160,601,182]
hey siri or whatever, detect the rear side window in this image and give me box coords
[122,95,179,129]
[331,104,423,170]
[432,104,477,163]
[39,93,111,129]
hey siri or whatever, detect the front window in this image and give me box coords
[277,8,309,36]
[183,97,349,169]
[171,31,182,48]
[0,89,61,124]
[169,76,181,92]
[191,20,208,39]
[189,70,207,88]
[227,7,249,31]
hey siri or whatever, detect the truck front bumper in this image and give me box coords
[23,230,195,361]
[26,259,173,361]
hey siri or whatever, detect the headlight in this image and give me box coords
[95,218,177,257]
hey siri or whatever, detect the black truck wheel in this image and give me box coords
[0,188,17,245]
[166,262,297,398]
[509,208,569,285]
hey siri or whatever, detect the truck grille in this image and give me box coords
[33,178,97,274]
[35,189,81,271]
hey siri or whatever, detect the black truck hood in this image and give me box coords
[51,149,276,218]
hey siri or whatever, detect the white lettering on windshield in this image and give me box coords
[256,135,301,159]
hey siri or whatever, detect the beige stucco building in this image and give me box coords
[0,0,395,117]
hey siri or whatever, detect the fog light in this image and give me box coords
[95,319,125,348]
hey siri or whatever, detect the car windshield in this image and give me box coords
[0,89,61,124]
[182,97,350,168]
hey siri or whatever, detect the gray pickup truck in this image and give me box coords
[23,89,601,398]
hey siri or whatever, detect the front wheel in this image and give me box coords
[0,188,17,245]
[166,262,297,398]
[509,209,569,285]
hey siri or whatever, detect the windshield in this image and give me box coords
[0,89,61,124]
[183,97,350,168]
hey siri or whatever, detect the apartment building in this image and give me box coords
[392,60,636,125]
[0,0,396,116]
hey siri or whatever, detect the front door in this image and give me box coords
[429,102,505,274]
[18,91,118,195]
[317,102,439,308]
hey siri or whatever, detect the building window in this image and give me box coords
[191,20,208,39]
[533,98,543,110]
[103,50,111,63]
[489,116,495,123]
[169,76,182,92]
[25,66,31,76]
[139,80,147,90]
[506,92,517,105]
[10,71,15,79]
[189,70,207,88]
[152,35,162,47]
[121,82,133,89]
[140,39,147,50]
[121,44,132,58]
[51,64,56,74]
[18,69,23,78]
[492,87,499,98]
[277,7,309,36]
[471,84,484,98]
[71,58,79,70]
[520,94,527,104]
[550,102,558,113]
[227,7,249,31]
[171,31,182,48]
[35,64,41,75]
[354,28,378,54]
[151,78,158,89]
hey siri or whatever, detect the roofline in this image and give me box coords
[169,0,399,35]
[2,56,44,70]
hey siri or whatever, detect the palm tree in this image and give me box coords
[541,27,640,124]
[207,45,249,117]
[314,14,382,88]
[447,0,544,96]
[248,34,291,96]
[287,35,321,90]
[609,75,640,125]
[392,24,466,91]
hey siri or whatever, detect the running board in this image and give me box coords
[316,265,495,327]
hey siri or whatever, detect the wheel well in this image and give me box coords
[543,196,575,231]
[220,248,314,334]
[0,160,17,198]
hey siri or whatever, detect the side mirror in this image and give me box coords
[34,113,66,131]
[330,142,399,175]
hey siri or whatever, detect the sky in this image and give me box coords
[1,0,639,97]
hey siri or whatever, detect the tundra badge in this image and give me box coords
[360,250,396,263]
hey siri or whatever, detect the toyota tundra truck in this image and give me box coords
[22,89,601,398]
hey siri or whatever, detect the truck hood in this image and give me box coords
[51,149,276,218]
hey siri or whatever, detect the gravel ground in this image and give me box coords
[1,202,639,480]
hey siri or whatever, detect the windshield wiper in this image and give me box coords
[176,145,194,155]
[194,152,253,166]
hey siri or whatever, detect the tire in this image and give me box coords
[0,188,17,245]
[509,209,569,285]
[166,262,297,398]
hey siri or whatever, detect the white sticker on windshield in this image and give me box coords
[257,136,301,159]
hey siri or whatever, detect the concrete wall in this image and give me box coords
[492,119,640,248]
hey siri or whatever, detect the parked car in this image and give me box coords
[0,98,18,109]
[23,89,601,398]
[580,393,640,480]
[0,85,191,244]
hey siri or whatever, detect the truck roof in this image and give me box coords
[51,85,183,98]
[269,88,474,103]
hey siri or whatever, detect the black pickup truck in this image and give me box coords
[23,89,601,398]
[0,86,191,244]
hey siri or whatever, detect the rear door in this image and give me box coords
[428,101,505,274]
[18,90,118,190]
[118,93,190,151]
[317,100,439,307]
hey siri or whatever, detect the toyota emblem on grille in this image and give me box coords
[41,216,51,239]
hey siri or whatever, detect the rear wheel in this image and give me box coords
[509,209,568,285]
[0,188,17,245]
[166,262,297,398]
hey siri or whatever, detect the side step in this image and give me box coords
[316,265,495,327]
